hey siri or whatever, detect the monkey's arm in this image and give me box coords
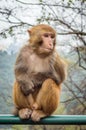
[53,53,67,85]
[15,51,34,95]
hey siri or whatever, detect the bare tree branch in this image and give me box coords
[64,82,86,109]
[16,0,86,10]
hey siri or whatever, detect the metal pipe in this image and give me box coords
[0,114,86,125]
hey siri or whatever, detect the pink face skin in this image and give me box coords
[41,32,55,52]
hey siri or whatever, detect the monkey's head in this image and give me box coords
[28,24,57,56]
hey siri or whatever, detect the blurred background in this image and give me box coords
[0,0,86,129]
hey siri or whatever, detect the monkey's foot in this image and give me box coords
[19,108,32,119]
[31,110,46,122]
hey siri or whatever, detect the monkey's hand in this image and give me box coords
[20,81,35,96]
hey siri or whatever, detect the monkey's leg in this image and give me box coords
[31,78,61,121]
[13,81,32,119]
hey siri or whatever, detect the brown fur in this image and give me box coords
[13,24,67,121]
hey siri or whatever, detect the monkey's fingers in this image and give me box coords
[20,85,35,95]
[19,108,32,119]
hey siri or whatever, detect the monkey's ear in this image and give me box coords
[27,30,32,35]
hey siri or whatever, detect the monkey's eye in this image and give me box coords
[51,34,55,39]
[43,33,49,38]
[43,33,55,39]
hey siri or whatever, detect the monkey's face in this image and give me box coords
[39,32,55,53]
[28,24,56,56]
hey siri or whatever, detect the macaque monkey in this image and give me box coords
[13,24,67,122]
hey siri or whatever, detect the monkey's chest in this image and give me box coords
[29,55,50,73]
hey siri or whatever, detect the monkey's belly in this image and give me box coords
[31,72,54,88]
[32,71,60,86]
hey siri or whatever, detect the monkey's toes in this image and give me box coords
[31,110,41,122]
[19,108,32,119]
[31,110,47,122]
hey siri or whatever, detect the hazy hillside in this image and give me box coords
[0,51,17,114]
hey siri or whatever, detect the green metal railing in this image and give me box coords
[0,114,86,125]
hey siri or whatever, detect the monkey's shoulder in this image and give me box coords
[19,45,33,58]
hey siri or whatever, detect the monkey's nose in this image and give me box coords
[49,42,53,48]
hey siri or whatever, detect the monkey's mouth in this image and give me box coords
[42,47,52,51]
[39,47,53,54]
[45,48,53,52]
